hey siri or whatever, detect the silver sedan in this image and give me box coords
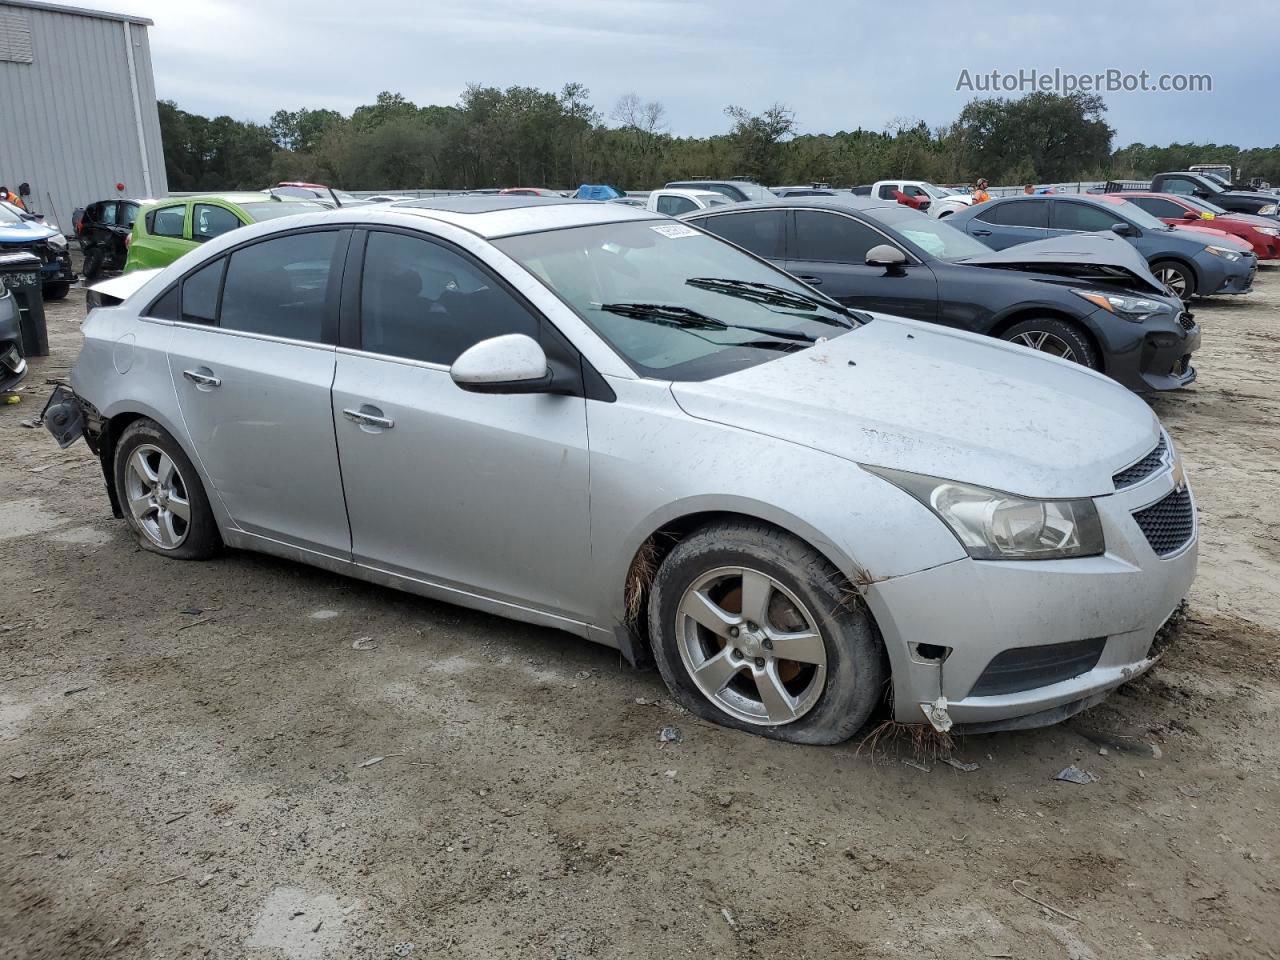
[46,196,1197,743]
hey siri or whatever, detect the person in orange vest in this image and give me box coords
[0,185,25,210]
[971,178,991,204]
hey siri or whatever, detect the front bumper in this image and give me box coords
[1089,306,1200,393]
[0,240,73,285]
[1202,252,1256,295]
[865,456,1197,729]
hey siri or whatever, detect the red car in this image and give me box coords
[1122,192,1280,261]
[499,187,563,197]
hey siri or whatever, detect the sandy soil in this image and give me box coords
[1,269,1278,960]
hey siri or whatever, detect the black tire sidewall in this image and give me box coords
[1001,317,1099,370]
[648,522,885,745]
[42,282,71,301]
[1150,260,1195,301]
[113,419,221,560]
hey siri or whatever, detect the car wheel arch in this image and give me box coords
[1148,256,1200,296]
[989,308,1106,374]
[619,507,883,666]
[98,408,215,522]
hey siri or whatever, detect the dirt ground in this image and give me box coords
[2,266,1278,960]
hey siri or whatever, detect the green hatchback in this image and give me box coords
[124,193,329,272]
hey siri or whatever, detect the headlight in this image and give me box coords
[1257,226,1280,237]
[1072,288,1172,323]
[865,466,1105,560]
[46,233,67,251]
[1260,203,1278,215]
[1203,244,1242,261]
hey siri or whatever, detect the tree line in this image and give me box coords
[157,87,1280,193]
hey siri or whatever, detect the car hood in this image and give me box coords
[670,314,1160,499]
[1221,190,1279,204]
[954,232,1167,294]
[0,219,59,243]
[1211,211,1278,230]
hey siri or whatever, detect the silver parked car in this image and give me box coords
[46,196,1197,743]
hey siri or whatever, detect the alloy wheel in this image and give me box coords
[1008,330,1078,362]
[674,566,827,726]
[1154,266,1189,299]
[123,444,191,549]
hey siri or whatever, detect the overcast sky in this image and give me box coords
[97,0,1279,146]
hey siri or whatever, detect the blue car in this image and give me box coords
[0,200,74,300]
[949,193,1256,300]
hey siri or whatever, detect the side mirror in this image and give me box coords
[1110,222,1138,238]
[866,244,908,274]
[450,334,552,394]
[1183,211,1200,221]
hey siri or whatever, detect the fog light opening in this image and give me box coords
[911,642,952,663]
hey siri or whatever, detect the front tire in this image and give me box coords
[647,521,885,744]
[42,281,71,301]
[1000,317,1100,370]
[113,419,221,559]
[1150,260,1195,301]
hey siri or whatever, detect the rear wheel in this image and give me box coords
[42,281,71,301]
[113,419,221,559]
[647,521,885,744]
[1000,317,1099,370]
[1150,260,1195,300]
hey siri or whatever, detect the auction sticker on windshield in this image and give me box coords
[651,224,700,238]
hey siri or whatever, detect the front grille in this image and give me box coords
[1113,435,1168,489]
[969,637,1107,697]
[1133,487,1195,556]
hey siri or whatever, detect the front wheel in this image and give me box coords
[1150,260,1195,301]
[647,521,885,744]
[42,281,71,301]
[1000,317,1100,370]
[113,419,221,559]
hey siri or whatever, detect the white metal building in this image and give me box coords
[0,0,166,234]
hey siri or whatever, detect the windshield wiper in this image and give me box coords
[597,302,820,343]
[685,277,856,327]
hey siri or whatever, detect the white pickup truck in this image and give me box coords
[852,180,973,219]
[645,189,732,216]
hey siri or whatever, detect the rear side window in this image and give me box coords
[696,210,786,260]
[219,231,339,342]
[792,210,886,263]
[989,199,1049,228]
[656,195,697,216]
[358,230,539,365]
[147,205,186,238]
[181,258,224,325]
[192,204,242,243]
[119,202,139,229]
[877,184,899,200]
[1161,177,1198,196]
[1054,201,1124,232]
[99,202,118,226]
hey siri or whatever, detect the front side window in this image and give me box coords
[1161,177,1198,196]
[1054,201,1125,232]
[792,210,887,263]
[99,201,118,226]
[219,231,339,342]
[147,205,186,238]
[495,220,857,381]
[359,231,539,365]
[694,210,786,260]
[868,205,993,261]
[192,204,243,243]
[1129,196,1184,219]
[119,202,139,229]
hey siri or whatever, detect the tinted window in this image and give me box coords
[657,195,697,216]
[181,258,224,325]
[1161,177,1197,196]
[793,211,887,263]
[146,284,179,321]
[1129,196,1184,219]
[148,205,186,238]
[696,210,785,260]
[119,202,139,229]
[99,201,118,226]
[359,231,539,365]
[989,199,1049,227]
[1054,201,1124,232]
[192,204,243,243]
[219,231,339,342]
[877,184,899,200]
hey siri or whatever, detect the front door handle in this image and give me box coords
[971,228,992,237]
[342,406,395,430]
[796,275,824,285]
[182,368,221,388]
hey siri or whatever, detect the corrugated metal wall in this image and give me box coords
[0,2,167,235]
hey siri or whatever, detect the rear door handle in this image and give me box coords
[971,229,992,237]
[342,407,395,430]
[796,275,824,285]
[182,368,221,388]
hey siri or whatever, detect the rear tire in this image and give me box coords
[42,281,71,301]
[113,419,221,560]
[1150,260,1195,301]
[647,521,885,745]
[1000,317,1099,370]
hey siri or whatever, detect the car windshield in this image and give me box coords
[867,206,992,261]
[240,201,330,222]
[495,220,860,381]
[918,182,951,199]
[0,202,26,224]
[1104,199,1169,231]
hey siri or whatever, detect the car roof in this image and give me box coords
[682,196,893,216]
[147,193,308,208]
[384,194,656,237]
